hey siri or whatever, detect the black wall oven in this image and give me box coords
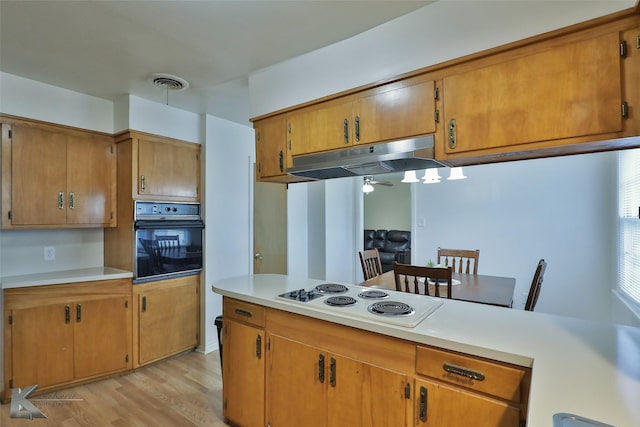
[133,201,204,283]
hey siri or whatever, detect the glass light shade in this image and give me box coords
[422,168,441,184]
[401,170,419,183]
[363,183,375,193]
[447,167,467,180]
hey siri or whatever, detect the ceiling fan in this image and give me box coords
[363,176,393,193]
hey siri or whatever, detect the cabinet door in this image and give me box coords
[10,304,74,389]
[414,379,520,427]
[355,77,436,145]
[443,32,622,155]
[66,134,116,226]
[255,117,287,179]
[137,276,199,365]
[267,334,327,426]
[137,138,200,200]
[74,296,131,379]
[327,353,409,427]
[289,100,354,156]
[222,319,265,427]
[10,125,67,225]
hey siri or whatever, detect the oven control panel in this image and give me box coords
[135,201,201,219]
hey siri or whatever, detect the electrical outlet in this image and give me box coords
[44,246,56,261]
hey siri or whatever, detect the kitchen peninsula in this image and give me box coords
[213,274,640,427]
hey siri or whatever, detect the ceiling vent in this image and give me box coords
[147,73,190,91]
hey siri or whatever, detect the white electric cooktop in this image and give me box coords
[277,282,443,328]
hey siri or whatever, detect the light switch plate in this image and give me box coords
[44,246,55,261]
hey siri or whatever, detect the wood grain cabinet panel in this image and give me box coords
[133,275,200,367]
[414,379,520,427]
[255,116,288,179]
[285,75,436,160]
[1,121,115,228]
[137,137,200,200]
[222,318,265,427]
[267,334,409,427]
[441,31,623,157]
[3,279,132,402]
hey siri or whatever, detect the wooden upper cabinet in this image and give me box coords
[1,121,116,228]
[442,31,623,157]
[288,98,354,156]
[288,75,437,158]
[255,116,287,179]
[137,137,200,200]
[355,75,436,145]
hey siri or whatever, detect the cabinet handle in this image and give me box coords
[443,363,485,381]
[69,192,75,209]
[448,118,457,149]
[256,334,262,359]
[318,354,325,383]
[329,357,336,387]
[140,175,146,192]
[142,296,147,312]
[419,386,427,422]
[343,119,349,144]
[234,308,252,318]
[58,192,64,209]
[354,116,360,142]
[65,305,70,324]
[279,150,284,173]
[76,304,82,322]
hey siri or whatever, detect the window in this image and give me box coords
[618,149,640,309]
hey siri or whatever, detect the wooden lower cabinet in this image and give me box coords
[3,279,132,401]
[221,298,531,427]
[267,334,409,427]
[132,275,200,367]
[222,318,265,427]
[414,379,520,427]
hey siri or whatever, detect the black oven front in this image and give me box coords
[133,201,204,284]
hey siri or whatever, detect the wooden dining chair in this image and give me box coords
[359,248,383,280]
[393,261,453,299]
[437,247,480,274]
[524,259,547,311]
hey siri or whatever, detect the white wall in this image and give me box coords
[413,152,617,321]
[202,114,255,353]
[364,174,411,231]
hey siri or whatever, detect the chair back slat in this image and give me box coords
[393,261,453,299]
[359,248,383,280]
[437,248,480,275]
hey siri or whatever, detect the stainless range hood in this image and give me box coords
[286,135,447,180]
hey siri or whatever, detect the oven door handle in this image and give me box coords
[134,220,205,229]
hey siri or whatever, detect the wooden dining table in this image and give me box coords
[360,270,516,308]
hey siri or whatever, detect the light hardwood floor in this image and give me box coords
[0,350,226,426]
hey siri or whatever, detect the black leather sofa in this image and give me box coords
[364,229,411,273]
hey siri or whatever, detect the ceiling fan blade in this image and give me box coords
[371,180,393,187]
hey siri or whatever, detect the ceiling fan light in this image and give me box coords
[363,183,375,193]
[422,168,441,184]
[447,167,467,180]
[401,170,419,183]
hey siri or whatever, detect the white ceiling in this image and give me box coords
[0,1,433,126]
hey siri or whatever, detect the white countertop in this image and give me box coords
[1,267,133,289]
[212,273,640,427]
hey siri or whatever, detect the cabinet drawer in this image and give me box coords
[224,298,266,327]
[416,345,526,402]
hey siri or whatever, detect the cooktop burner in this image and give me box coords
[315,283,348,294]
[367,301,415,316]
[358,290,389,299]
[325,296,357,307]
